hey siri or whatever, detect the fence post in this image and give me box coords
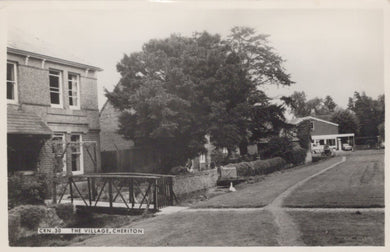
[129,178,134,208]
[87,177,92,206]
[169,177,174,205]
[108,178,113,208]
[154,178,158,210]
[69,177,73,204]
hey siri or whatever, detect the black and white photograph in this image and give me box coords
[2,0,388,247]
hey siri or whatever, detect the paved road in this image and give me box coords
[72,150,384,246]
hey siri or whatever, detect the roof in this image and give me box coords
[288,116,339,127]
[7,27,102,71]
[311,133,355,139]
[7,106,52,136]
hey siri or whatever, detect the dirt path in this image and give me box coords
[265,156,346,246]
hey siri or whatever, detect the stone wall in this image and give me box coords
[173,169,218,196]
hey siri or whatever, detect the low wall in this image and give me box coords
[173,169,218,197]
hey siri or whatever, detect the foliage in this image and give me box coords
[261,136,293,160]
[106,27,293,172]
[210,149,228,167]
[282,91,338,117]
[378,122,384,140]
[11,205,46,229]
[51,203,74,224]
[348,92,384,137]
[296,120,312,150]
[8,174,49,209]
[230,157,286,177]
[324,95,337,112]
[169,166,188,175]
[261,137,307,165]
[331,109,359,134]
[286,146,307,165]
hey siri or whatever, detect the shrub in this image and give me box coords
[8,213,21,243]
[232,157,286,177]
[286,146,307,165]
[51,203,74,223]
[8,173,49,209]
[10,205,46,229]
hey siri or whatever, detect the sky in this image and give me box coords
[5,1,385,110]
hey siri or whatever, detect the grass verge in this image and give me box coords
[72,210,278,246]
[289,211,384,246]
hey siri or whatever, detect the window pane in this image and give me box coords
[71,154,80,171]
[71,135,80,142]
[50,75,59,88]
[50,92,60,104]
[7,63,14,81]
[7,82,14,100]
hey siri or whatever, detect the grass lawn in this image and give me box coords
[73,210,279,246]
[289,211,384,246]
[283,150,384,208]
[193,157,343,208]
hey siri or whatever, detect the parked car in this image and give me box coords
[342,143,353,151]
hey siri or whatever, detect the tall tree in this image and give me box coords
[331,109,359,134]
[348,92,384,137]
[281,91,310,117]
[324,95,337,112]
[106,27,293,172]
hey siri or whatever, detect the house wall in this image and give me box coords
[99,101,134,151]
[7,52,101,174]
[311,120,338,136]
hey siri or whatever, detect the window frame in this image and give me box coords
[70,134,84,175]
[310,121,315,131]
[49,69,63,108]
[199,153,206,164]
[7,61,18,104]
[68,72,81,110]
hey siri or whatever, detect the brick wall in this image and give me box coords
[312,120,338,136]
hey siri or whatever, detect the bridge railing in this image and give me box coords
[57,173,177,213]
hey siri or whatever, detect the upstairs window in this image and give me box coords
[7,62,17,103]
[68,73,80,109]
[49,70,63,107]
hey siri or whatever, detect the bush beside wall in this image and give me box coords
[227,157,287,177]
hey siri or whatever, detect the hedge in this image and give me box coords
[227,157,287,177]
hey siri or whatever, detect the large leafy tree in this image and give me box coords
[331,109,359,135]
[348,92,384,137]
[106,27,293,172]
[282,91,338,117]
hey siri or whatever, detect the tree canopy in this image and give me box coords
[106,27,293,172]
[330,109,359,135]
[282,91,338,117]
[347,92,384,137]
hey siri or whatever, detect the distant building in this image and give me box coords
[289,116,355,152]
[7,30,102,176]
